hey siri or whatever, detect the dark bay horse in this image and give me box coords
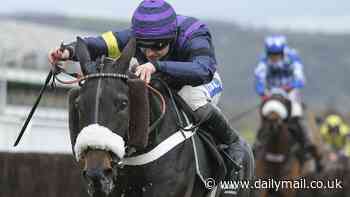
[254,90,301,197]
[67,37,254,197]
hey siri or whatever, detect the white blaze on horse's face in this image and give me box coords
[74,124,126,161]
[261,100,288,120]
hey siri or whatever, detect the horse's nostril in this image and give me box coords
[85,169,104,181]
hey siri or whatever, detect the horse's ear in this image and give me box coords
[115,38,136,73]
[75,37,91,74]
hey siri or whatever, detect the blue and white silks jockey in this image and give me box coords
[254,35,318,163]
[254,35,305,117]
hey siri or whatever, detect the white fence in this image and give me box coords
[0,106,72,154]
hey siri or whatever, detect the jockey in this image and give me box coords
[320,114,350,158]
[49,0,248,183]
[254,35,317,161]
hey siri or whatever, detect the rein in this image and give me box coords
[151,78,206,132]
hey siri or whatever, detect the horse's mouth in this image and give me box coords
[86,176,115,197]
[83,166,116,197]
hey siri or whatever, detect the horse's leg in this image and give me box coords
[283,159,301,197]
[255,158,269,197]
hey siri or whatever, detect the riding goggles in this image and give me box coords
[267,51,284,56]
[136,38,172,51]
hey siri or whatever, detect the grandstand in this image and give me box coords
[0,19,92,153]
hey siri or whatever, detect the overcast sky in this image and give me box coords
[2,0,350,33]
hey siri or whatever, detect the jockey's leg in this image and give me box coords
[194,104,247,172]
[288,116,323,172]
[289,117,315,157]
[178,73,249,184]
[288,90,318,163]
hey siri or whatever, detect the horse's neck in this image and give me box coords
[148,92,180,143]
[265,123,291,153]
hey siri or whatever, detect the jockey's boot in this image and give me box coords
[194,103,246,181]
[289,117,319,163]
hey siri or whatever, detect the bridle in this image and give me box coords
[53,67,166,135]
[54,62,201,164]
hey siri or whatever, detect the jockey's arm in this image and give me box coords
[254,62,267,97]
[154,34,216,87]
[290,57,305,90]
[63,29,131,61]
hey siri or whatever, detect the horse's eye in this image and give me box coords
[115,99,128,111]
[120,100,128,110]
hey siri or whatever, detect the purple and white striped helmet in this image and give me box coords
[131,0,177,40]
